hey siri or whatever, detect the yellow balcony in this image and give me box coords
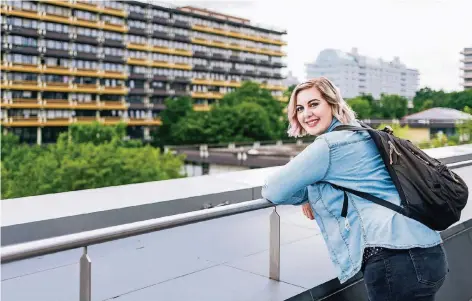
[42,14,72,24]
[171,63,192,70]
[3,99,41,109]
[43,82,75,92]
[76,83,100,93]
[191,37,212,47]
[75,116,99,124]
[103,22,127,33]
[44,118,72,127]
[75,69,100,78]
[127,118,162,126]
[228,44,247,52]
[42,99,71,109]
[261,84,287,91]
[151,46,192,56]
[191,79,241,88]
[212,41,228,48]
[191,92,224,99]
[2,9,41,20]
[42,66,73,76]
[40,0,74,9]
[101,6,126,17]
[191,79,213,85]
[191,25,287,46]
[7,117,42,127]
[101,116,123,125]
[102,71,127,79]
[101,101,127,110]
[1,81,42,91]
[193,104,211,112]
[74,1,101,13]
[75,102,101,110]
[127,58,150,66]
[1,64,41,73]
[101,86,127,95]
[127,43,150,51]
[150,61,192,70]
[261,50,286,57]
[72,18,101,30]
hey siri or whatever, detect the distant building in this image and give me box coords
[0,1,287,144]
[305,48,419,100]
[402,107,472,141]
[461,47,472,90]
[283,71,300,87]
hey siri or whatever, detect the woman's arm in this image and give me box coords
[261,137,330,205]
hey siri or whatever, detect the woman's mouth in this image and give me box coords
[305,119,320,128]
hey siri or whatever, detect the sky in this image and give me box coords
[166,0,471,92]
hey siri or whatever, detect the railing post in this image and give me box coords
[269,207,280,281]
[80,246,91,301]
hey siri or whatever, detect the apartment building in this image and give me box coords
[305,48,419,100]
[462,47,472,90]
[0,0,287,144]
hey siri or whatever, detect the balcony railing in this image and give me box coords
[0,199,275,301]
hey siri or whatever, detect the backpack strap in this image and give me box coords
[333,125,368,132]
[329,183,405,218]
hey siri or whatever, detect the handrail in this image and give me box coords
[1,198,273,263]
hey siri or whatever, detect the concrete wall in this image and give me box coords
[408,127,430,143]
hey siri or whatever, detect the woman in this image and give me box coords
[262,77,448,301]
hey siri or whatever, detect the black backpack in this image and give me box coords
[331,123,468,231]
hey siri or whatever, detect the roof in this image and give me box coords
[402,107,472,121]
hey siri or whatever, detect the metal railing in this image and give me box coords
[1,198,277,301]
[2,160,472,301]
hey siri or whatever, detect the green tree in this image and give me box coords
[1,124,185,199]
[347,97,371,119]
[380,94,408,118]
[420,99,434,111]
[154,96,194,146]
[170,111,211,145]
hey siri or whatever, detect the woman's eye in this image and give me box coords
[296,107,303,113]
[309,103,318,108]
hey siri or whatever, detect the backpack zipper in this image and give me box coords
[388,141,401,164]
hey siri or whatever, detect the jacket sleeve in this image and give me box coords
[261,137,330,205]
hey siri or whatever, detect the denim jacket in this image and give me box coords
[261,118,442,284]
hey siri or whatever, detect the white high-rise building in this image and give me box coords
[461,47,472,90]
[305,48,419,99]
[283,71,300,87]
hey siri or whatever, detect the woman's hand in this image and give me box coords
[302,203,314,220]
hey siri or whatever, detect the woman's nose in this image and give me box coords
[303,109,312,119]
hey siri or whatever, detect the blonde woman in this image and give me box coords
[262,77,448,301]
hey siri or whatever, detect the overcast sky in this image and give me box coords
[169,0,471,92]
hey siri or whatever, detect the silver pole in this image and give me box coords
[2,199,273,263]
[80,246,91,301]
[269,207,280,281]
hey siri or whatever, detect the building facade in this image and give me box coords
[462,47,472,90]
[305,48,419,100]
[0,0,287,144]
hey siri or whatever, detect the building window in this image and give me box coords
[44,4,69,17]
[8,36,37,47]
[75,10,98,21]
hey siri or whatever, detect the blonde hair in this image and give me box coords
[287,77,356,137]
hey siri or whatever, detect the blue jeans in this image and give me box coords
[362,244,448,301]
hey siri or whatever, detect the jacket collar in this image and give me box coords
[323,117,360,135]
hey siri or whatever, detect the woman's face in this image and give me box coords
[296,87,333,136]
